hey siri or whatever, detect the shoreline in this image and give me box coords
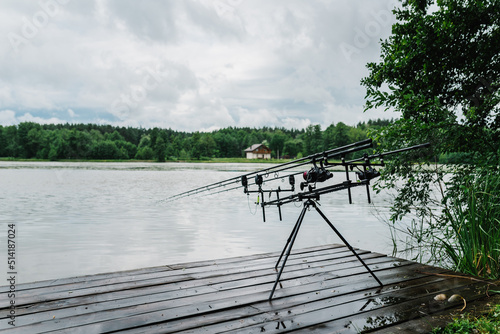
[0,157,294,164]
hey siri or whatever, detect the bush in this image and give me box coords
[391,167,500,279]
[90,141,122,160]
[135,146,154,160]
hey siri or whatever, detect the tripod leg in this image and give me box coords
[275,205,307,270]
[313,204,383,287]
[269,203,309,300]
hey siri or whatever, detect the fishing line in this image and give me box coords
[247,194,258,215]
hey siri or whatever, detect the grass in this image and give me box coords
[389,168,500,280]
[190,157,294,163]
[385,168,500,332]
[0,157,297,163]
[391,168,500,334]
[0,157,49,162]
[432,304,500,334]
[435,170,500,279]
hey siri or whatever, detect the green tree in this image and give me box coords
[190,132,201,160]
[243,133,259,152]
[2,126,19,157]
[214,132,240,158]
[137,135,152,149]
[323,122,352,150]
[115,140,137,159]
[48,145,59,161]
[47,131,69,160]
[154,136,166,162]
[17,122,42,158]
[135,146,154,160]
[0,126,5,156]
[105,130,125,142]
[67,129,92,159]
[197,133,216,158]
[27,127,47,159]
[347,126,367,143]
[302,124,322,155]
[90,140,124,159]
[283,138,302,158]
[362,0,500,275]
[270,130,287,159]
[150,127,160,149]
[362,0,499,161]
[89,129,104,142]
[170,135,182,157]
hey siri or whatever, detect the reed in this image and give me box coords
[388,168,500,279]
[435,170,500,279]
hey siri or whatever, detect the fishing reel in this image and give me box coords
[303,166,333,183]
[356,167,380,181]
[300,161,333,191]
[352,154,381,181]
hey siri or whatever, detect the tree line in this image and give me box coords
[0,119,391,161]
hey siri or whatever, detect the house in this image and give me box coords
[244,144,272,159]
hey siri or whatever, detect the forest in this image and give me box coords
[0,119,392,161]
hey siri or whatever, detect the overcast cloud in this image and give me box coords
[1,0,400,131]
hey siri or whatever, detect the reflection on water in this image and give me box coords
[1,161,400,283]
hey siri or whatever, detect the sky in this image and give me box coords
[0,0,401,132]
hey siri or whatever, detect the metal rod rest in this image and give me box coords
[268,199,383,300]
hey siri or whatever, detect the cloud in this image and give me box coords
[282,117,312,130]
[104,1,179,42]
[0,0,400,131]
[235,107,278,128]
[17,113,66,124]
[0,110,17,126]
[0,110,67,126]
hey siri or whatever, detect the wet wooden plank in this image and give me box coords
[151,266,445,334]
[0,245,352,308]
[0,248,373,314]
[1,249,379,319]
[0,244,349,296]
[6,251,376,324]
[2,244,346,293]
[316,280,492,333]
[6,268,410,333]
[0,244,496,334]
[0,255,394,332]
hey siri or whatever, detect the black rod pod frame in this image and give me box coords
[165,139,431,300]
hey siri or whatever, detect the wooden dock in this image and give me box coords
[1,244,498,333]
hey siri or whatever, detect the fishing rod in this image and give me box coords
[232,140,430,300]
[165,138,431,300]
[166,139,430,221]
[245,142,429,221]
[165,138,373,202]
[262,143,430,206]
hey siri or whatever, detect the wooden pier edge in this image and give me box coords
[0,244,498,333]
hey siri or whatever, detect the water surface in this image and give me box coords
[1,161,398,283]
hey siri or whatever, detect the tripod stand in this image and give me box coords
[269,198,383,300]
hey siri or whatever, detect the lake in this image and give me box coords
[1,161,400,284]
